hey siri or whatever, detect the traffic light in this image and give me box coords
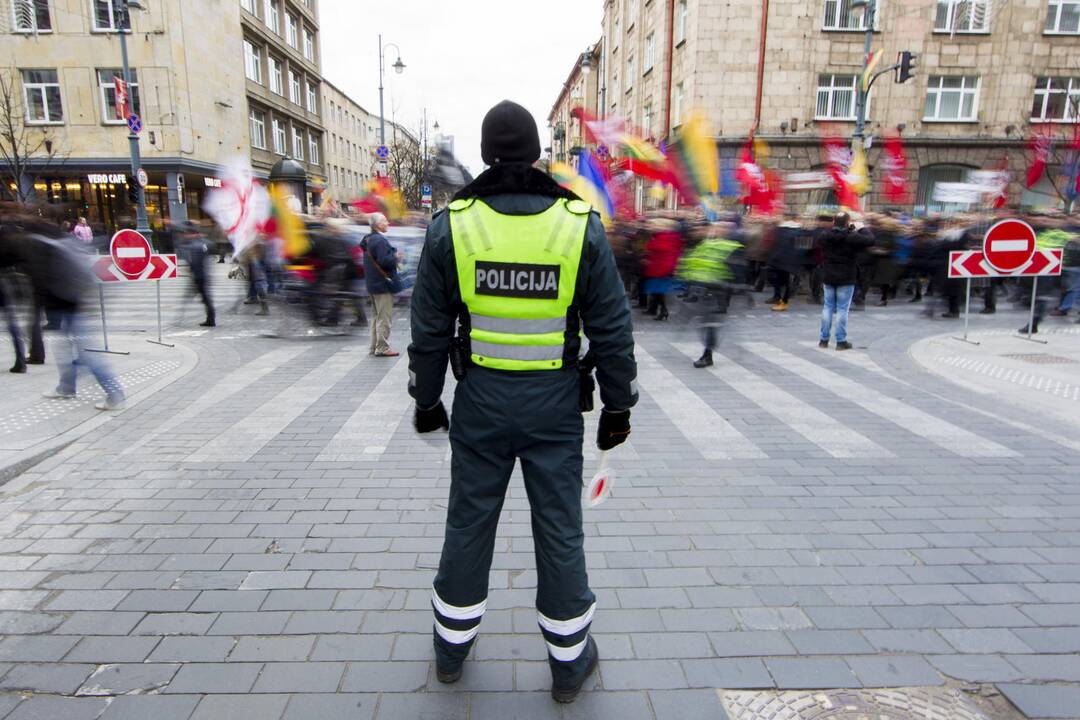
[896,51,917,84]
[126,183,139,205]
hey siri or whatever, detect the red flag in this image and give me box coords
[1027,128,1053,189]
[881,135,909,204]
[821,135,859,210]
[735,137,770,211]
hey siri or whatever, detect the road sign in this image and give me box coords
[949,249,1062,278]
[113,76,128,120]
[375,144,390,160]
[93,253,177,282]
[421,183,432,194]
[126,113,142,134]
[136,168,149,188]
[983,219,1037,273]
[110,229,152,277]
[596,145,610,161]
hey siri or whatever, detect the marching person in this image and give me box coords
[407,100,637,703]
[176,221,216,327]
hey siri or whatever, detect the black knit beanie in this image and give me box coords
[480,100,541,166]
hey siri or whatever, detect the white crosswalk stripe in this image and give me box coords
[121,345,310,457]
[741,342,1017,458]
[317,355,413,461]
[187,346,367,462]
[634,345,765,460]
[673,343,891,459]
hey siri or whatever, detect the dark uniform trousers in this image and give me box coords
[432,365,596,681]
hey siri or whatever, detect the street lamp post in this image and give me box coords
[377,34,405,176]
[853,0,876,145]
[116,0,150,236]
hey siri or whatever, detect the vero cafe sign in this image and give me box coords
[87,173,128,185]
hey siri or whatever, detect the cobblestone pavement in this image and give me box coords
[0,295,1077,719]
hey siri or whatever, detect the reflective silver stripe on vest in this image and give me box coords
[471,340,563,362]
[471,314,566,335]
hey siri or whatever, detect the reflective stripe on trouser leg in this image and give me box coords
[432,586,485,647]
[538,602,596,661]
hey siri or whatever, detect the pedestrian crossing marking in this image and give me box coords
[797,341,885,374]
[186,346,367,462]
[742,342,1018,458]
[121,345,310,457]
[673,343,891,459]
[634,345,765,460]
[317,355,413,461]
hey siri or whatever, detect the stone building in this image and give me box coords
[592,0,1080,212]
[1,0,325,232]
[547,41,602,167]
[320,79,380,205]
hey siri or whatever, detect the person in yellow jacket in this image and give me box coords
[407,101,638,703]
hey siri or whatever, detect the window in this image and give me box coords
[816,73,859,120]
[272,117,286,153]
[627,0,637,26]
[243,40,262,83]
[12,0,51,32]
[286,13,298,47]
[267,56,282,94]
[613,17,620,47]
[264,0,279,33]
[611,73,619,102]
[644,33,655,72]
[92,0,130,31]
[673,81,684,126]
[97,69,139,123]
[676,0,688,43]
[289,70,301,104]
[21,69,62,123]
[934,0,989,32]
[308,133,319,164]
[240,0,256,13]
[642,101,653,138]
[303,28,315,61]
[924,75,980,121]
[822,0,874,30]
[1031,76,1080,121]
[625,56,635,90]
[1046,0,1080,32]
[293,126,304,159]
[306,82,317,113]
[249,108,266,149]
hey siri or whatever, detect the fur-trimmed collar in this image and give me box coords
[453,163,580,202]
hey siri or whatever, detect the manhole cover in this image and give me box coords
[720,688,990,720]
[999,353,1077,365]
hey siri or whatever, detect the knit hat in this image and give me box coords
[480,100,541,166]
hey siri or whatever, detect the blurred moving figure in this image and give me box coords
[819,213,874,351]
[641,218,682,321]
[176,222,216,327]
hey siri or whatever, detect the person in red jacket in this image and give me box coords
[641,218,683,321]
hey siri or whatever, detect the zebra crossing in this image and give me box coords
[93,334,1073,467]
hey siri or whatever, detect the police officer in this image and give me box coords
[408,100,637,703]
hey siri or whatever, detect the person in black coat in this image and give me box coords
[818,213,874,350]
[362,213,399,356]
[176,222,215,327]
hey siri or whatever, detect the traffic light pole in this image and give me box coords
[853,0,876,144]
[117,0,150,237]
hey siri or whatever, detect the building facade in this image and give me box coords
[594,0,1080,212]
[547,42,602,167]
[1,0,325,233]
[321,79,379,205]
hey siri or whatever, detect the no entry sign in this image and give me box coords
[983,219,1036,273]
[110,229,152,277]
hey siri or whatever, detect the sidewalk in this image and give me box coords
[909,326,1080,437]
[0,333,197,483]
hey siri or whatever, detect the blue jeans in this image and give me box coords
[55,310,123,401]
[820,284,855,343]
[1059,267,1080,311]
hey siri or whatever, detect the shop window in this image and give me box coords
[97,69,139,123]
[21,68,63,123]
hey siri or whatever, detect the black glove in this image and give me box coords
[597,408,631,451]
[414,401,449,433]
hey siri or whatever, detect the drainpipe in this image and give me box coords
[753,0,770,134]
[663,0,676,140]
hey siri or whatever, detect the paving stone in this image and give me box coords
[0,635,79,661]
[1005,654,1080,682]
[281,694,377,720]
[563,691,655,719]
[1014,628,1080,653]
[5,696,109,720]
[468,692,562,720]
[424,660,513,692]
[927,654,1025,682]
[228,635,314,662]
[251,661,345,693]
[340,660,429,692]
[863,629,954,654]
[98,695,200,720]
[309,634,394,661]
[0,663,96,693]
[65,636,161,663]
[785,630,875,655]
[189,590,267,612]
[163,662,263,694]
[190,694,289,720]
[765,657,859,689]
[649,689,733,720]
[939,628,1033,654]
[131,613,217,636]
[998,683,1080,719]
[55,612,145,636]
[372,693,467,720]
[630,632,714,659]
[149,636,237,662]
[846,655,944,687]
[76,663,179,696]
[282,611,364,635]
[682,658,774,689]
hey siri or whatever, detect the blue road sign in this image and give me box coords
[421,184,432,195]
[376,144,390,160]
[126,114,142,134]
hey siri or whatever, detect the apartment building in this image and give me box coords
[321,80,380,205]
[547,41,602,167]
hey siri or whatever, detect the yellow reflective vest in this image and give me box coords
[449,197,591,371]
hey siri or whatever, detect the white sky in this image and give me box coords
[319,1,603,178]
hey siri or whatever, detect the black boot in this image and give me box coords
[693,350,713,368]
[10,360,26,374]
[551,636,599,704]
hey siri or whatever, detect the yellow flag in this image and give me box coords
[849,144,870,196]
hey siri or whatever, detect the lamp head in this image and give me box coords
[392,57,405,74]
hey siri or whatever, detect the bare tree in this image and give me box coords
[385,131,425,210]
[0,69,61,205]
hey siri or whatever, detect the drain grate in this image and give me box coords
[720,688,990,720]
[999,353,1077,365]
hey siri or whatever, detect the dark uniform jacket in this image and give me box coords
[408,163,637,413]
[821,226,875,287]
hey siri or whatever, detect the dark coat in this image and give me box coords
[769,222,805,274]
[821,226,874,287]
[0,228,94,310]
[408,162,638,412]
[362,231,398,295]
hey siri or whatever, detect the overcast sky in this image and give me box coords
[319,1,603,178]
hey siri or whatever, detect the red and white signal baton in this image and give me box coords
[585,451,616,508]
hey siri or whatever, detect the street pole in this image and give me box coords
[853,0,875,143]
[117,0,150,237]
[378,33,385,149]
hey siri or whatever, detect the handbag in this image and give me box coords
[366,240,403,294]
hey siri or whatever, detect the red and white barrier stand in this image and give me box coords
[948,219,1063,345]
[88,230,178,353]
